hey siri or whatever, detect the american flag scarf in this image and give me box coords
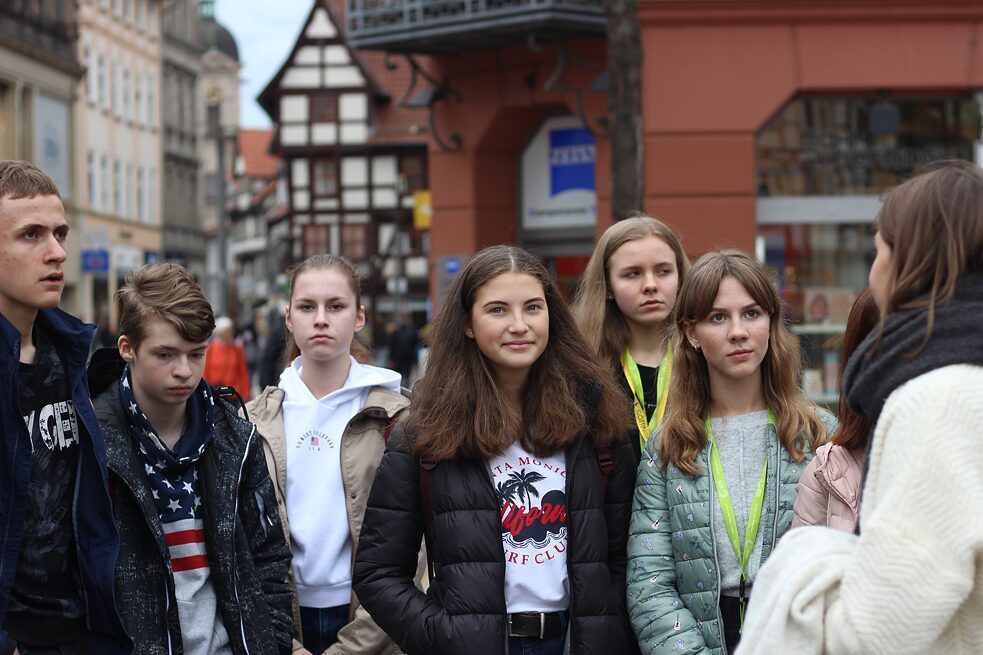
[119,366,215,542]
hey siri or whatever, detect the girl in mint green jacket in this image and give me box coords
[626,250,834,654]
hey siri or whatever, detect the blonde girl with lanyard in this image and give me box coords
[626,250,833,654]
[572,214,690,462]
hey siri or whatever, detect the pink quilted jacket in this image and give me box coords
[792,442,865,533]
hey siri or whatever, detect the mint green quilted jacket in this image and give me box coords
[627,410,836,654]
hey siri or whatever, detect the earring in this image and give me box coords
[607,294,614,301]
[465,329,474,338]
[690,341,700,350]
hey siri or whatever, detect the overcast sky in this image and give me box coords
[216,0,313,128]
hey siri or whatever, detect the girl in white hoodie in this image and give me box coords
[246,254,409,655]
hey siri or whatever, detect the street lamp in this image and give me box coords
[206,84,228,316]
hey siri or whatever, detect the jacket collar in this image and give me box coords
[1,307,94,374]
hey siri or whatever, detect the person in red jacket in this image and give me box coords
[203,316,251,401]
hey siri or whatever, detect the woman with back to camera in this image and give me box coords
[737,160,983,655]
[627,250,834,654]
[353,245,639,655]
[792,289,878,533]
[572,214,690,463]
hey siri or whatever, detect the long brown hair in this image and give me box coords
[282,254,372,366]
[407,245,630,461]
[572,214,690,371]
[833,289,879,451]
[660,250,829,476]
[874,160,983,353]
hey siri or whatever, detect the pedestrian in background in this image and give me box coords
[387,313,418,385]
[736,160,983,655]
[87,263,293,654]
[572,214,690,463]
[203,315,251,401]
[627,250,833,654]
[354,245,638,655]
[791,289,878,533]
[247,254,411,655]
[0,160,130,655]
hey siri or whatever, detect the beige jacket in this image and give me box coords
[246,384,410,655]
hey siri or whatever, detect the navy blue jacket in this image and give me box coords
[0,309,130,653]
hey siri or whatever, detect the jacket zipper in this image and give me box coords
[771,429,780,548]
[0,364,21,587]
[232,423,257,654]
[478,458,510,655]
[708,448,726,654]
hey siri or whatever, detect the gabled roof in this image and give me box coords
[256,0,386,121]
[237,129,279,179]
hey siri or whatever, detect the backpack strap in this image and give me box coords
[419,458,437,580]
[596,444,614,496]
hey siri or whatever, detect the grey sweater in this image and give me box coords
[708,410,770,597]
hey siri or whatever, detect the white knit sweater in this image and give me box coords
[737,364,983,655]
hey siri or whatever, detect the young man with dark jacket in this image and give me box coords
[0,160,130,655]
[87,263,294,655]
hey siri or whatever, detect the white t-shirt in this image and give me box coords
[489,442,570,613]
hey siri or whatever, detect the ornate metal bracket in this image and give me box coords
[384,52,463,152]
[528,36,609,135]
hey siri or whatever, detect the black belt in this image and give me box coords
[507,611,565,639]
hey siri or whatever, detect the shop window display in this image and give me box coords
[755,94,979,403]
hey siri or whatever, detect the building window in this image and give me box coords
[126,163,134,217]
[122,68,131,120]
[135,0,143,29]
[148,166,157,221]
[146,74,155,127]
[400,155,426,193]
[341,223,367,260]
[311,92,338,122]
[100,155,109,212]
[313,160,338,196]
[87,150,96,208]
[123,0,131,23]
[97,54,106,107]
[137,166,145,220]
[303,225,330,258]
[113,160,122,215]
[85,47,95,103]
[135,73,143,125]
[112,63,120,114]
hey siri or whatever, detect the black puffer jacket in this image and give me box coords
[353,391,639,655]
[89,349,293,655]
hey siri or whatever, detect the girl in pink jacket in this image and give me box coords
[792,289,878,533]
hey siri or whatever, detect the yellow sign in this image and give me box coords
[413,190,432,230]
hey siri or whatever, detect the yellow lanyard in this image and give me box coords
[705,410,775,631]
[621,346,671,452]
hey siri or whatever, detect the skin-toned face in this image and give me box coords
[685,276,771,388]
[285,267,366,365]
[0,194,68,324]
[869,231,894,312]
[119,319,208,413]
[607,234,680,331]
[466,272,549,384]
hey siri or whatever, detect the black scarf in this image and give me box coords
[118,365,216,523]
[843,270,983,422]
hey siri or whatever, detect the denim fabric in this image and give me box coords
[7,640,91,655]
[300,605,350,654]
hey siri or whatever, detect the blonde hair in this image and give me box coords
[572,214,689,371]
[659,250,828,476]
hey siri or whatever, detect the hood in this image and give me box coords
[278,356,401,405]
[812,442,865,513]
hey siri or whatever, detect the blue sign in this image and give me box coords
[81,249,109,274]
[144,251,161,265]
[444,257,459,274]
[549,128,595,197]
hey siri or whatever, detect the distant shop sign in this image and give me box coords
[81,249,109,275]
[521,115,596,231]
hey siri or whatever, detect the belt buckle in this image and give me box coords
[539,612,545,639]
[507,613,513,637]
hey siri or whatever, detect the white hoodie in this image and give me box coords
[279,356,401,608]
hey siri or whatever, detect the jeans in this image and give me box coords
[300,604,350,654]
[3,642,90,655]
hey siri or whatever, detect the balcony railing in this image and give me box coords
[0,6,76,65]
[347,0,605,53]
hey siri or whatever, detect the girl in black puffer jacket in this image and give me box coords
[354,245,640,655]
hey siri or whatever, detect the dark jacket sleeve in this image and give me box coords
[239,433,294,653]
[605,436,643,654]
[353,429,449,654]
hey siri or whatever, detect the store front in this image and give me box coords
[754,94,980,402]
